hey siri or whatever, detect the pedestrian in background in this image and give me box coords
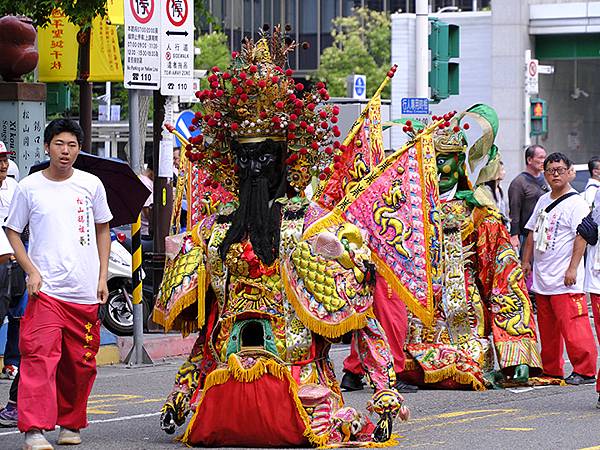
[0,141,25,429]
[5,119,112,450]
[583,156,600,207]
[483,160,509,224]
[522,152,597,386]
[582,186,600,408]
[508,144,549,250]
[0,141,19,379]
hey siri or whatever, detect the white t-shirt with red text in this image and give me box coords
[525,189,589,295]
[5,169,112,304]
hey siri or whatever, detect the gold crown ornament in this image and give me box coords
[185,25,342,194]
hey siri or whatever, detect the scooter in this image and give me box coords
[98,229,152,336]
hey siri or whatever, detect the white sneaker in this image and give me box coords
[57,427,81,445]
[22,429,54,450]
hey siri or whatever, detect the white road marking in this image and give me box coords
[0,412,161,436]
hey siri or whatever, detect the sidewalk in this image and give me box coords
[110,332,197,364]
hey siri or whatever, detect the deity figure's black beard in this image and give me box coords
[218,175,282,266]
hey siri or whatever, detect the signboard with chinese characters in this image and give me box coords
[124,0,161,89]
[401,97,429,115]
[160,0,194,96]
[0,101,46,178]
[37,9,78,82]
[89,16,124,82]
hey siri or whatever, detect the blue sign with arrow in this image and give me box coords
[174,110,201,147]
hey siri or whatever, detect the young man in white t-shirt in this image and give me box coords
[522,152,597,388]
[5,119,112,450]
[583,187,600,408]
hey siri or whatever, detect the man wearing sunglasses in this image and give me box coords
[522,152,597,387]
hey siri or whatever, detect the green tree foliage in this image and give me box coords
[317,7,391,98]
[194,31,230,90]
[0,1,106,28]
[195,31,231,72]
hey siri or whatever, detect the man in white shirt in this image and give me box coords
[5,119,112,450]
[0,142,18,222]
[522,152,597,387]
[583,156,600,207]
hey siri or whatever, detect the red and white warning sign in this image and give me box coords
[130,0,154,24]
[125,0,161,89]
[160,0,194,96]
[525,57,539,95]
[166,0,189,27]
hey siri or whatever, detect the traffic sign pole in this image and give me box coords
[416,0,428,98]
[524,50,533,146]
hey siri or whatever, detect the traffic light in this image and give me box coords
[46,83,71,116]
[530,98,548,136]
[428,18,460,103]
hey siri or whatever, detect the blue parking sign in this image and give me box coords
[401,98,429,115]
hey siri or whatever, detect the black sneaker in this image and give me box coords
[340,371,364,391]
[395,380,418,393]
[564,372,596,385]
[597,394,600,409]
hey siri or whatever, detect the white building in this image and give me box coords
[391,0,600,180]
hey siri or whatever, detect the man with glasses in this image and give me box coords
[522,152,597,386]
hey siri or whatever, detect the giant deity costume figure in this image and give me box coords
[152,28,408,447]
[397,105,543,390]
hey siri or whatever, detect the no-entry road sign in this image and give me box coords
[124,0,161,90]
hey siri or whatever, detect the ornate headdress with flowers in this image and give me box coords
[185,25,342,194]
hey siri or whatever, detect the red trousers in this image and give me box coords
[344,274,407,375]
[536,293,597,383]
[18,292,100,432]
[588,293,600,392]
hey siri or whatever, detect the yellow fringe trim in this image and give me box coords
[319,434,401,449]
[281,263,368,339]
[152,287,198,332]
[371,252,434,327]
[182,354,330,447]
[302,207,345,240]
[421,365,485,391]
[197,264,206,329]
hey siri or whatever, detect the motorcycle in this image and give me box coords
[98,229,153,336]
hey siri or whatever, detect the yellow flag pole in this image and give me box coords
[313,65,398,200]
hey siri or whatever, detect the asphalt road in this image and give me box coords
[0,345,599,450]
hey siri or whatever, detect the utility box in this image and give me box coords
[46,83,71,116]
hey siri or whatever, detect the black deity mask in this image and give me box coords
[218,139,287,266]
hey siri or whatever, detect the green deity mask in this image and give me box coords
[436,151,466,194]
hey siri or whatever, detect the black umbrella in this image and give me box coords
[29,152,151,227]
